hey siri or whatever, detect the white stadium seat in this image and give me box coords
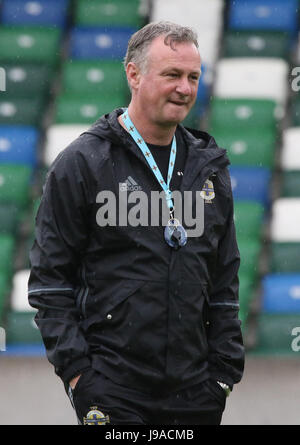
[151,0,224,32]
[270,198,300,241]
[150,0,224,70]
[44,124,88,167]
[10,269,32,312]
[281,127,300,170]
[214,58,289,105]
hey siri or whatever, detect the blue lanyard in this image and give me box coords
[122,110,177,212]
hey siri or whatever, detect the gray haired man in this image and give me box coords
[28,21,244,425]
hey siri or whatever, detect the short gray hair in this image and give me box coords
[124,21,199,73]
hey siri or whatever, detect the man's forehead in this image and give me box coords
[147,35,201,68]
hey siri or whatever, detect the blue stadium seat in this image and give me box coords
[262,274,300,313]
[228,0,298,33]
[1,0,69,28]
[194,64,210,114]
[70,27,136,60]
[0,125,38,167]
[229,166,271,205]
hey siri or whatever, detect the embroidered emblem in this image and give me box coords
[200,179,215,203]
[83,406,110,425]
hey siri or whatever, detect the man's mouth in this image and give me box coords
[169,100,188,106]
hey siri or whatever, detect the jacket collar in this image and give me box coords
[84,108,230,190]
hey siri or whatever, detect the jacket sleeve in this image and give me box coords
[207,169,245,389]
[28,145,93,384]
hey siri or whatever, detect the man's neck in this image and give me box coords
[118,106,177,146]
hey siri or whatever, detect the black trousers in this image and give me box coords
[68,368,226,425]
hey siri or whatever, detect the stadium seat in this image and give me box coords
[74,0,143,28]
[0,164,32,209]
[151,0,224,70]
[223,30,291,59]
[234,201,265,241]
[151,0,224,33]
[54,93,127,125]
[238,239,261,280]
[5,269,42,345]
[61,60,127,97]
[196,30,223,73]
[43,124,88,167]
[212,127,276,168]
[262,274,300,313]
[0,234,15,280]
[214,58,289,105]
[1,0,69,28]
[209,98,279,132]
[0,125,39,167]
[270,242,300,273]
[0,26,61,65]
[10,269,32,312]
[270,198,300,241]
[0,97,45,126]
[255,313,300,354]
[281,127,300,171]
[5,310,42,344]
[0,203,20,234]
[291,96,300,126]
[228,0,298,33]
[0,272,10,321]
[2,63,53,99]
[69,27,135,60]
[281,171,300,198]
[230,166,271,205]
[239,273,256,325]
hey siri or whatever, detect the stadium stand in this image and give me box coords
[0,0,299,358]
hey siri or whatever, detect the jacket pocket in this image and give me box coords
[82,278,147,325]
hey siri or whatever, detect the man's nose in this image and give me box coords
[176,77,192,96]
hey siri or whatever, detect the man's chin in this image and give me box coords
[162,108,190,125]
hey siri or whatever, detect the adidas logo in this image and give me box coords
[119,176,142,192]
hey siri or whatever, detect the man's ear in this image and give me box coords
[126,62,142,90]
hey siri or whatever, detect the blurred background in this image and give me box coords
[0,0,300,425]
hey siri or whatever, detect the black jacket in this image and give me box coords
[28,109,244,393]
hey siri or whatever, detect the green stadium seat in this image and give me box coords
[0,203,21,234]
[0,97,45,126]
[0,234,15,279]
[61,60,127,97]
[223,30,290,59]
[270,242,300,273]
[238,273,256,326]
[281,171,300,197]
[291,96,300,126]
[209,98,278,132]
[238,238,261,280]
[5,310,42,344]
[55,93,127,124]
[0,164,32,209]
[0,273,10,322]
[234,201,265,241]
[75,0,143,27]
[213,127,276,168]
[254,313,300,354]
[0,26,61,65]
[3,63,54,99]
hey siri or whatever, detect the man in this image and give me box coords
[28,21,244,425]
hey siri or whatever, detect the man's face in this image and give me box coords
[130,36,201,128]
